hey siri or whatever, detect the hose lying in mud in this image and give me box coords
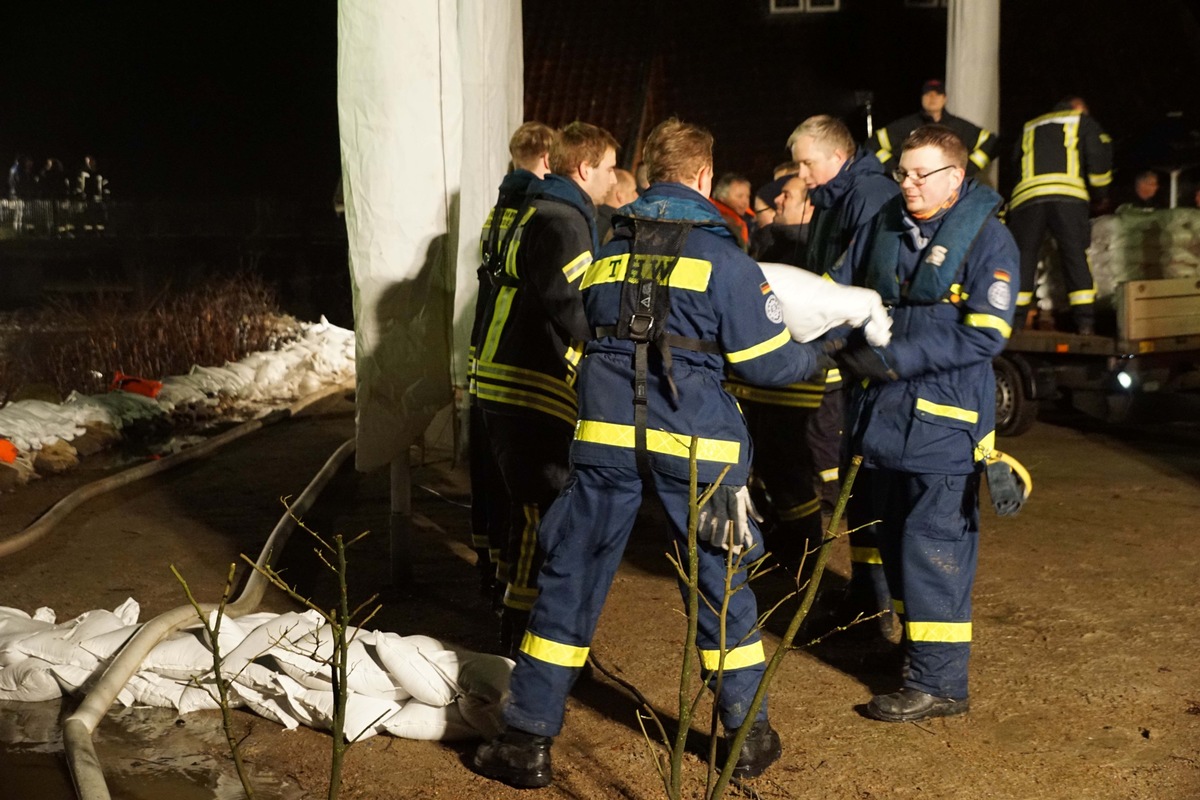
[0,381,358,800]
[63,433,357,800]
[0,377,354,560]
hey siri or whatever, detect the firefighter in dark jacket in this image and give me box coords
[1007,96,1112,335]
[789,114,900,628]
[837,124,1018,722]
[868,79,998,179]
[473,118,837,789]
[473,121,618,652]
[469,121,555,604]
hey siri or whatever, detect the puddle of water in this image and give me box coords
[0,700,304,800]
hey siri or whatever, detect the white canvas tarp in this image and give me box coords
[946,0,1000,178]
[337,0,522,472]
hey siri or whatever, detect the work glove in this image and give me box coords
[697,485,762,555]
[834,342,899,383]
[800,338,845,378]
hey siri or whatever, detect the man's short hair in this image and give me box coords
[786,115,855,157]
[549,121,618,177]
[509,122,555,166]
[643,118,713,185]
[773,160,798,178]
[1135,169,1158,183]
[713,172,750,201]
[902,124,968,169]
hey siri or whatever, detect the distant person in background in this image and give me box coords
[1007,96,1112,335]
[37,158,70,199]
[868,79,998,178]
[75,155,110,202]
[710,172,755,249]
[1121,170,1164,210]
[596,167,637,242]
[8,154,35,200]
[749,175,812,264]
[753,160,798,227]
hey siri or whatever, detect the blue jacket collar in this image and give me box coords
[498,168,539,196]
[618,182,733,237]
[532,173,599,250]
[810,147,886,210]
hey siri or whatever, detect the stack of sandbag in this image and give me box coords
[0,600,511,743]
[1039,208,1200,312]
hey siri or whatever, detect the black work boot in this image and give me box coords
[472,727,554,788]
[865,687,969,722]
[730,719,782,779]
[499,608,530,659]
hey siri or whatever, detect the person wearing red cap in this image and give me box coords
[868,79,997,179]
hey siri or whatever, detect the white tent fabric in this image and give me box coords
[337,0,522,472]
[946,0,1001,176]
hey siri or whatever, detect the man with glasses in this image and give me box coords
[833,124,1018,722]
[868,79,998,179]
[787,114,899,636]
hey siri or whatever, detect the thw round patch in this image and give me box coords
[987,280,1012,311]
[765,295,784,324]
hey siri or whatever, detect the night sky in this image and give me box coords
[1,2,340,201]
[3,2,1196,205]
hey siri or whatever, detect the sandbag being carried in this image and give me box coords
[757,263,892,346]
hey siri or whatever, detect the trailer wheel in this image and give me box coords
[995,356,1038,436]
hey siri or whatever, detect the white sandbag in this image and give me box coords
[142,629,221,680]
[51,662,97,694]
[0,658,61,702]
[222,611,322,674]
[757,262,892,346]
[382,700,476,742]
[373,632,457,707]
[292,688,401,742]
[78,625,139,662]
[228,676,303,730]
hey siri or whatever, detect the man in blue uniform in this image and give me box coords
[835,124,1018,721]
[473,121,618,652]
[469,122,556,604]
[788,114,900,625]
[472,118,835,788]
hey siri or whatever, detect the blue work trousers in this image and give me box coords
[503,464,771,737]
[859,467,980,700]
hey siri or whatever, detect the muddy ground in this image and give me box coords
[1,393,1198,800]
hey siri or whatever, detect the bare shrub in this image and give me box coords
[3,273,283,402]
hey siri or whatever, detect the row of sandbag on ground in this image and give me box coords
[0,599,511,741]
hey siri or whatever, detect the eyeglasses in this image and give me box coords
[892,164,955,186]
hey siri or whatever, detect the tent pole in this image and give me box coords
[389,455,413,592]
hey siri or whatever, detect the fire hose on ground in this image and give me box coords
[0,379,356,800]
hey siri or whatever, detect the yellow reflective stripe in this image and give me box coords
[1020,124,1035,182]
[725,328,791,364]
[479,286,516,362]
[915,398,979,425]
[579,253,712,292]
[564,343,583,367]
[778,497,820,522]
[475,385,577,427]
[875,127,894,165]
[819,467,839,483]
[1088,171,1112,188]
[699,640,765,671]
[965,313,1012,339]
[973,130,991,151]
[503,207,537,279]
[561,250,592,284]
[574,419,740,464]
[515,503,540,594]
[1016,291,1034,306]
[969,148,990,170]
[974,429,996,463]
[825,368,841,383]
[520,631,589,667]
[1063,119,1080,178]
[892,598,906,615]
[850,546,882,565]
[474,361,578,406]
[1069,289,1096,305]
[724,383,822,408]
[906,620,972,643]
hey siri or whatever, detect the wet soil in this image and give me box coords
[1,394,1198,799]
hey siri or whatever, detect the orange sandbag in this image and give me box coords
[0,439,17,463]
[110,371,163,399]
